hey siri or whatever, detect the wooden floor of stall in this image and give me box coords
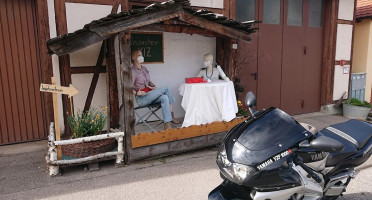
[130,117,245,161]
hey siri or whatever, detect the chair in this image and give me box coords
[134,103,163,132]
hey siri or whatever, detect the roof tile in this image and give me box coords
[357,0,372,19]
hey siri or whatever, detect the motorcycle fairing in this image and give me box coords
[225,108,311,167]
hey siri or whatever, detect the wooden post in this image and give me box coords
[54,0,73,137]
[119,32,135,164]
[321,0,339,105]
[107,37,120,128]
[230,39,238,82]
[51,77,62,160]
[48,122,59,176]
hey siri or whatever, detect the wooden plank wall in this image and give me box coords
[0,0,48,144]
[132,118,245,148]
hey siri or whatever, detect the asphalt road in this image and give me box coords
[1,113,371,200]
[1,147,371,200]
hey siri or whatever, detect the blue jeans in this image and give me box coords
[135,87,175,123]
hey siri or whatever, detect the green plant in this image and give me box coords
[344,98,371,108]
[67,107,108,139]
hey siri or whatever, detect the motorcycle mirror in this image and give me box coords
[245,92,256,108]
[298,140,310,148]
[310,135,344,153]
[245,92,258,116]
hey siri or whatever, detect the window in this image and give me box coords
[236,0,255,22]
[287,0,303,26]
[309,0,323,27]
[263,0,281,24]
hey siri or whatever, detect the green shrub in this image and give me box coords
[344,98,371,108]
[67,107,108,139]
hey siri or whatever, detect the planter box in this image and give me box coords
[343,103,371,120]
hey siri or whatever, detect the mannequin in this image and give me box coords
[197,53,230,82]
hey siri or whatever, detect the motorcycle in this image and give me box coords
[208,92,372,200]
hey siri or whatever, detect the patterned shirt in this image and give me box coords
[132,65,151,90]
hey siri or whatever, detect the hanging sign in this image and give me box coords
[131,32,164,63]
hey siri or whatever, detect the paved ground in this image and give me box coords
[0,113,371,200]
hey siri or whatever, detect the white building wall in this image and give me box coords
[338,0,354,21]
[189,0,223,8]
[47,1,216,133]
[333,0,355,101]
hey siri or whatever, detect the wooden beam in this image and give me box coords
[54,0,73,136]
[119,32,135,163]
[131,118,245,148]
[335,60,351,65]
[70,66,107,74]
[121,0,129,12]
[35,0,54,137]
[65,0,116,5]
[107,36,120,128]
[347,0,357,101]
[223,0,230,17]
[229,0,236,20]
[179,12,251,41]
[190,6,223,14]
[320,0,338,105]
[89,4,184,37]
[48,30,106,56]
[83,42,106,112]
[134,24,220,37]
[337,19,353,25]
[128,1,224,14]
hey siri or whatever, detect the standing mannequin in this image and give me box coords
[197,54,230,82]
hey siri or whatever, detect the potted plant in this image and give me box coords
[237,100,249,117]
[343,98,371,120]
[62,107,116,158]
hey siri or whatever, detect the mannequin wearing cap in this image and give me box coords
[197,53,230,82]
[129,49,181,130]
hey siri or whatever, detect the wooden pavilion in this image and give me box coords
[46,0,258,163]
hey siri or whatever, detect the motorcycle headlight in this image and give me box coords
[232,163,256,184]
[217,145,256,185]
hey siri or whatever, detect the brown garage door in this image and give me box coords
[235,0,324,115]
[0,0,46,144]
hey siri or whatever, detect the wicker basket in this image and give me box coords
[61,138,116,158]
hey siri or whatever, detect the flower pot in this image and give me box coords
[61,138,116,158]
[343,103,371,120]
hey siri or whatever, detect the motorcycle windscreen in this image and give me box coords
[238,108,308,151]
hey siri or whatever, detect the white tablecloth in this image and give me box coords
[179,80,238,127]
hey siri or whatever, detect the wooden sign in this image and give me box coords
[40,77,79,160]
[131,32,164,63]
[40,83,78,98]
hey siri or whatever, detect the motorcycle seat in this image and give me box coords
[325,120,372,149]
[323,120,372,166]
[300,123,317,135]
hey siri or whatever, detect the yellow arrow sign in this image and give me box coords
[40,83,79,98]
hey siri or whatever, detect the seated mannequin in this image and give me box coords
[197,53,230,82]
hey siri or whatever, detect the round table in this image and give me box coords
[179,80,238,127]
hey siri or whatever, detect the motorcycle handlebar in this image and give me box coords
[293,156,322,183]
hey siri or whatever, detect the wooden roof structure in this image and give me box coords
[47,0,258,56]
[45,0,259,162]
